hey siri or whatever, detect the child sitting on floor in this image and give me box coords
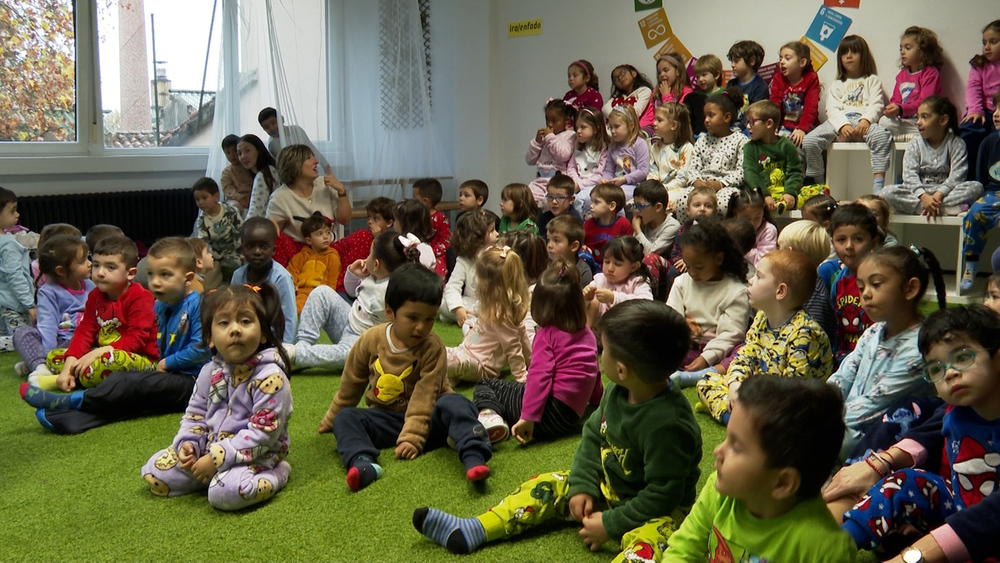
[694,249,833,425]
[664,376,857,562]
[584,236,654,327]
[776,219,836,344]
[730,187,778,266]
[498,183,540,236]
[631,179,680,254]
[413,300,702,562]
[318,264,492,491]
[441,210,498,327]
[192,177,243,284]
[231,217,297,342]
[0,186,34,353]
[184,237,214,293]
[545,215,593,288]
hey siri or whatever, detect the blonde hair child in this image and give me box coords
[567,107,610,217]
[446,246,531,385]
[649,102,695,202]
[777,219,836,346]
[600,105,650,201]
[472,259,603,444]
[654,53,702,135]
[856,194,898,247]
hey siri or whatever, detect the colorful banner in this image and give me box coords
[824,0,860,7]
[634,0,662,12]
[723,61,778,88]
[800,36,829,72]
[638,8,672,49]
[507,18,541,37]
[653,34,693,65]
[805,5,852,51]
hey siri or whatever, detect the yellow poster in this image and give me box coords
[508,19,542,37]
[653,34,692,65]
[638,8,672,49]
[799,36,829,72]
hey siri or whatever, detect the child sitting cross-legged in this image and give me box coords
[473,258,602,444]
[663,376,858,562]
[692,249,833,424]
[413,300,702,561]
[446,246,532,385]
[824,305,1000,563]
[22,237,211,434]
[40,235,159,392]
[286,211,342,315]
[583,182,633,266]
[231,217,297,342]
[546,215,593,288]
[318,263,492,491]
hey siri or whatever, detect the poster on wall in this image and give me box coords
[824,0,860,7]
[800,36,829,72]
[653,34,693,65]
[634,0,662,12]
[637,8,672,49]
[805,6,852,51]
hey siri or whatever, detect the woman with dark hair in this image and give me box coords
[239,134,279,219]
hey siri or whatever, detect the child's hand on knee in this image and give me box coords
[191,454,217,484]
[178,442,197,470]
[579,512,609,551]
[568,493,594,522]
[395,441,419,460]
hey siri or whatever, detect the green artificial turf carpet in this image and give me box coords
[0,323,739,562]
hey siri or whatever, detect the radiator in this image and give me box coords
[16,189,198,246]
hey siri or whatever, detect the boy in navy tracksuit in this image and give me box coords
[21,238,210,434]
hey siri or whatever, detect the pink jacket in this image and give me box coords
[965,59,1000,117]
[526,130,576,177]
[746,221,777,266]
[520,325,603,422]
[889,66,941,119]
[590,272,654,316]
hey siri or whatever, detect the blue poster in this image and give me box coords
[805,6,852,52]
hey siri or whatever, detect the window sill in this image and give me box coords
[0,152,209,177]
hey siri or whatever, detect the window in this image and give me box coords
[377,0,432,130]
[96,0,221,148]
[0,0,77,143]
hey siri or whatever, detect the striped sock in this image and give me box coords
[20,383,83,410]
[412,507,487,554]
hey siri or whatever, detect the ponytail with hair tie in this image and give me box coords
[397,233,437,270]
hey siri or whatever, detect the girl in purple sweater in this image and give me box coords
[473,258,603,444]
[601,104,650,201]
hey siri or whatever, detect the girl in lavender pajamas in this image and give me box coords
[142,283,293,511]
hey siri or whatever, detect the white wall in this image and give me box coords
[483,0,997,192]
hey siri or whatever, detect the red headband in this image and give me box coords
[570,60,591,78]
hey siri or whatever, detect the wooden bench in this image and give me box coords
[825,141,908,201]
[342,176,456,219]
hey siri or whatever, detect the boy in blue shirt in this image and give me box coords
[727,40,769,126]
[21,237,210,434]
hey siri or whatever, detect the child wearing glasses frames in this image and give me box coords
[825,305,1000,563]
[537,173,582,240]
[742,100,802,214]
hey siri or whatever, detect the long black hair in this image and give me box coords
[201,283,292,371]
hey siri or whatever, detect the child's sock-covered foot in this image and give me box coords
[872,176,885,194]
[345,455,382,492]
[412,507,487,554]
[466,465,490,482]
[961,260,979,292]
[19,383,83,410]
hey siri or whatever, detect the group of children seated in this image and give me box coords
[1,18,999,562]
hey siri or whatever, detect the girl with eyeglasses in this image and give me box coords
[602,64,655,133]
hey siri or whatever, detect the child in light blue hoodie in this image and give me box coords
[0,187,35,352]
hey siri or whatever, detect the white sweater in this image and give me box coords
[825,75,885,131]
[666,273,750,365]
[442,256,479,315]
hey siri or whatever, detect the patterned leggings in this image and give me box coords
[477,470,686,563]
[46,347,156,388]
[961,191,1000,260]
[695,372,733,424]
[0,307,33,352]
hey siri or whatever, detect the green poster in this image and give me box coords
[635,0,662,12]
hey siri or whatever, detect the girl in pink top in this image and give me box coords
[879,26,944,140]
[960,19,1000,180]
[731,188,777,266]
[472,258,603,444]
[584,236,655,327]
[446,245,531,385]
[526,99,577,208]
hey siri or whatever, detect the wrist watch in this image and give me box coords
[901,547,923,563]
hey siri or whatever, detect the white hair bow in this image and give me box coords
[398,233,437,270]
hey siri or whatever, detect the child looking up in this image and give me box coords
[667,216,751,372]
[231,217,297,342]
[584,236,654,327]
[566,107,609,217]
[474,259,602,444]
[959,19,1000,179]
[319,264,492,491]
[412,178,452,276]
[695,250,833,425]
[14,235,94,380]
[366,196,396,236]
[287,211,342,314]
[665,377,856,562]
[457,179,489,216]
[546,215,592,288]
[527,100,576,207]
[743,100,802,213]
[769,41,821,147]
[604,64,656,132]
[631,179,680,254]
[825,305,1000,562]
[447,246,531,385]
[192,177,243,284]
[563,59,603,115]
[41,235,157,393]
[601,105,650,200]
[537,172,583,239]
[442,210,498,327]
[413,300,701,561]
[220,134,253,214]
[818,203,881,363]
[0,186,34,352]
[685,88,748,216]
[292,232,435,372]
[141,283,292,511]
[655,53,706,136]
[730,188,777,266]
[879,26,944,140]
[961,91,1000,287]
[583,183,633,265]
[802,35,892,193]
[498,183,540,236]
[828,245,944,460]
[726,40,769,113]
[883,96,984,218]
[693,54,724,97]
[24,238,210,434]
[648,102,695,203]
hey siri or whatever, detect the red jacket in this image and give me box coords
[769,68,821,133]
[66,282,159,361]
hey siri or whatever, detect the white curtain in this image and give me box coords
[206,0,450,204]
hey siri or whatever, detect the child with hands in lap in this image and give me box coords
[566,107,609,218]
[678,88,748,219]
[526,100,576,207]
[647,102,695,204]
[879,26,944,140]
[141,283,292,511]
[413,300,701,562]
[584,236,654,328]
[600,105,650,200]
[318,264,491,491]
